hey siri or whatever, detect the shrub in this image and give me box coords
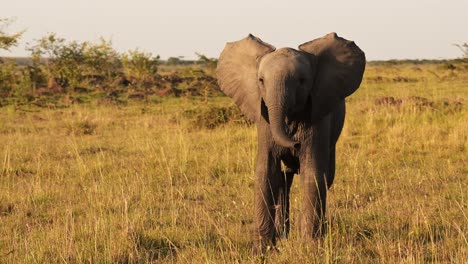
[121,49,159,95]
[0,59,17,96]
[28,34,120,91]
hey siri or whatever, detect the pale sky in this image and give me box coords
[1,0,467,60]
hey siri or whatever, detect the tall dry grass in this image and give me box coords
[0,62,466,263]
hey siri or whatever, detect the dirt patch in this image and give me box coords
[183,105,252,129]
[0,202,14,216]
[392,76,418,83]
[366,76,387,83]
[374,96,464,113]
[406,96,434,107]
[366,76,420,83]
[156,87,184,97]
[128,93,145,100]
[375,97,403,106]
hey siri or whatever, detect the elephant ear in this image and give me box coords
[217,34,275,122]
[299,32,366,119]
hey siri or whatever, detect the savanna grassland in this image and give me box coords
[0,61,467,263]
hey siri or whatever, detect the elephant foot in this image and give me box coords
[315,219,328,238]
[252,238,277,255]
[300,218,328,239]
[274,220,290,240]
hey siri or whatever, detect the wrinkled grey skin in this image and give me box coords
[216,33,365,254]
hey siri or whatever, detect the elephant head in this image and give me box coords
[216,33,365,149]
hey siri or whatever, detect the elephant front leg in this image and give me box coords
[300,125,331,238]
[300,165,327,238]
[253,153,282,254]
[274,170,294,239]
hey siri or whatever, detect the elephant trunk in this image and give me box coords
[267,101,301,150]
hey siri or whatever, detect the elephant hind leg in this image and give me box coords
[327,146,336,189]
[274,171,294,239]
[327,99,344,188]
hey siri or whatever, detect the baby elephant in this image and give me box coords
[216,33,365,253]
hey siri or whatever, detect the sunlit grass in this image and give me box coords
[0,62,466,263]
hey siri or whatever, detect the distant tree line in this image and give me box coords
[1,32,161,100]
[1,18,464,107]
[0,19,218,106]
[162,53,217,66]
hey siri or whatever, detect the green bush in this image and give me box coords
[121,49,159,89]
[28,34,121,91]
[0,59,17,96]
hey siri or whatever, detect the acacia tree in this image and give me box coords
[453,43,468,59]
[0,18,24,51]
[0,18,25,98]
[195,52,217,69]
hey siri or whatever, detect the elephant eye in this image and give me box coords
[258,77,264,85]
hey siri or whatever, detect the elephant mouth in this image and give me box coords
[292,142,301,151]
